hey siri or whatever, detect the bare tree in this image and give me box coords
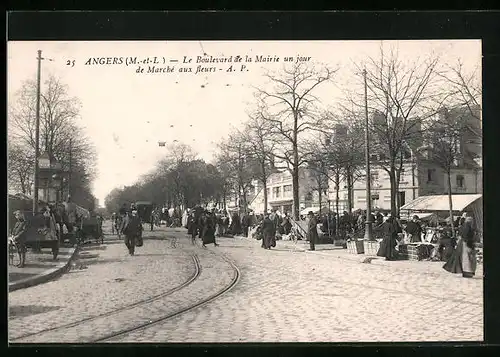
[216,131,255,214]
[8,74,97,207]
[423,107,480,238]
[255,63,337,220]
[343,45,441,216]
[8,141,35,195]
[241,114,277,213]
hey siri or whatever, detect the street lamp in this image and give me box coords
[363,69,374,241]
[32,50,54,213]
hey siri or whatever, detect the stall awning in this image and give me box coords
[400,194,482,212]
[300,206,329,215]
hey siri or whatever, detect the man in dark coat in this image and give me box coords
[308,211,318,251]
[261,213,276,249]
[242,213,250,237]
[120,208,143,256]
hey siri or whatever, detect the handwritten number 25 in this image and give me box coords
[66,60,75,67]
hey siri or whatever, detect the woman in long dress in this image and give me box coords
[201,211,219,247]
[261,213,276,249]
[443,215,477,278]
[377,215,401,261]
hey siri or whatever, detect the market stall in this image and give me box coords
[399,194,482,261]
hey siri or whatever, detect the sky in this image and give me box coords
[7,40,481,206]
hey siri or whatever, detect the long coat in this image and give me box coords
[261,217,276,249]
[308,217,319,243]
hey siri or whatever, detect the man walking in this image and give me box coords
[120,208,143,256]
[308,211,318,251]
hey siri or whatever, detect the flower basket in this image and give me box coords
[405,243,432,261]
[397,244,409,260]
[363,240,380,256]
[347,240,365,254]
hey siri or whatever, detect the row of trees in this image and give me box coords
[8,74,98,210]
[213,45,481,221]
[105,44,481,226]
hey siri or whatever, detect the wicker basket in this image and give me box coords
[404,243,432,261]
[363,240,380,256]
[347,240,365,254]
[397,244,409,260]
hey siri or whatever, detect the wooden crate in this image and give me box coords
[347,240,365,254]
[363,240,380,256]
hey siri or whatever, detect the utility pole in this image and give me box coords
[33,50,42,214]
[363,69,374,241]
[68,138,72,198]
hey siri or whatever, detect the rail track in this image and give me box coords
[93,249,240,342]
[10,253,201,342]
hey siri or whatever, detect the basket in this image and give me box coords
[405,243,432,261]
[363,240,380,256]
[347,240,365,254]
[397,244,409,260]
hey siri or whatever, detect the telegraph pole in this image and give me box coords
[68,138,72,198]
[33,50,42,213]
[363,69,374,240]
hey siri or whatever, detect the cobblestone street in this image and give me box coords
[9,226,483,343]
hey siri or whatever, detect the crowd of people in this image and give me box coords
[108,202,480,279]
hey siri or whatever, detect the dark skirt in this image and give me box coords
[202,227,216,245]
[377,234,399,260]
[263,233,276,249]
[443,239,477,277]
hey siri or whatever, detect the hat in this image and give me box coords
[308,211,314,216]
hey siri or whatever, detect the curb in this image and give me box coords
[9,245,80,292]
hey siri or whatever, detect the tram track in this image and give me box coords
[10,253,201,342]
[93,249,240,343]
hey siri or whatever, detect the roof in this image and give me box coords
[400,194,482,212]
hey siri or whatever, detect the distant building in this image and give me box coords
[329,107,481,212]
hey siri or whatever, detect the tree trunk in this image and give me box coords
[346,168,353,213]
[389,168,397,217]
[318,180,323,215]
[263,179,268,214]
[292,164,300,220]
[292,111,300,221]
[335,173,340,234]
[447,170,456,238]
[243,188,248,215]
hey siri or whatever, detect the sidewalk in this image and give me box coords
[236,234,484,277]
[8,245,79,292]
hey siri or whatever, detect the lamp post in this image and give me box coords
[363,69,374,241]
[33,50,42,213]
[32,50,54,213]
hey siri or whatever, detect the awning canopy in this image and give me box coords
[400,194,482,213]
[300,206,329,215]
[400,212,436,220]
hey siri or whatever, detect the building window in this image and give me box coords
[427,169,434,183]
[456,175,464,188]
[305,192,313,201]
[283,184,292,197]
[379,153,386,161]
[273,187,281,198]
[370,154,378,161]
